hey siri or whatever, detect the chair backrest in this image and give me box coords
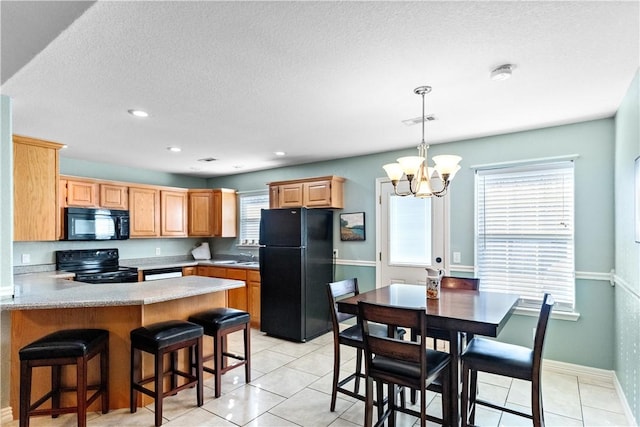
[532,293,555,373]
[327,278,359,327]
[358,301,426,372]
[440,276,479,290]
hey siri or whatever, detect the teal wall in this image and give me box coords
[614,70,640,423]
[209,118,617,370]
[12,158,210,265]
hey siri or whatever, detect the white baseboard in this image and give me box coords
[543,359,637,427]
[1,406,13,424]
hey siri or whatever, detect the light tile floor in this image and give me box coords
[7,328,632,427]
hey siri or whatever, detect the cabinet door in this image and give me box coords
[161,190,188,237]
[303,179,332,207]
[13,136,62,241]
[182,266,196,276]
[212,189,237,237]
[129,187,160,237]
[65,180,99,207]
[226,268,248,311]
[100,184,128,210]
[247,270,261,328]
[269,185,280,208]
[188,191,213,236]
[279,183,304,207]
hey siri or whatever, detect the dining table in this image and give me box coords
[336,283,519,426]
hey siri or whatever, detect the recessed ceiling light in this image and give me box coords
[198,157,217,162]
[128,109,149,118]
[61,144,68,149]
[167,146,181,152]
[490,64,514,81]
[274,151,286,156]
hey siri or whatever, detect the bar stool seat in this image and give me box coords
[130,320,204,427]
[188,307,251,398]
[19,329,109,427]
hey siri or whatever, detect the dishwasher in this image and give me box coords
[142,266,184,281]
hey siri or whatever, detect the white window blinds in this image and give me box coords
[239,192,269,246]
[475,161,575,311]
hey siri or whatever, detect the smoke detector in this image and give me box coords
[490,64,514,81]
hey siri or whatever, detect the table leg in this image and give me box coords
[449,330,461,426]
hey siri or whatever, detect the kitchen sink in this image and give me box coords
[235,262,259,267]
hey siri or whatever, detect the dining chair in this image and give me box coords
[460,293,554,427]
[358,301,451,427]
[326,279,405,414]
[427,276,480,350]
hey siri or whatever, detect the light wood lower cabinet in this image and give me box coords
[197,266,260,327]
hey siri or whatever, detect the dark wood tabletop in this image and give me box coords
[336,283,519,338]
[336,283,519,425]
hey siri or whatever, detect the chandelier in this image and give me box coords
[383,86,462,198]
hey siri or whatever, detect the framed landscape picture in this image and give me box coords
[340,212,365,241]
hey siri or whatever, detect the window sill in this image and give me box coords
[513,306,580,321]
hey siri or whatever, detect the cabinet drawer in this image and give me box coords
[226,269,247,280]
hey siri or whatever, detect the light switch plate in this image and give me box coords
[453,251,461,263]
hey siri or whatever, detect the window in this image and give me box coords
[238,192,269,246]
[475,161,575,311]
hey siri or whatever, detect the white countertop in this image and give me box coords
[1,271,244,311]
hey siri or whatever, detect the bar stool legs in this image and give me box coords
[19,329,109,427]
[130,320,204,427]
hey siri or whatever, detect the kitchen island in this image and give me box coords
[1,273,245,416]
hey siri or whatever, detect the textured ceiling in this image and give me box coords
[2,1,639,177]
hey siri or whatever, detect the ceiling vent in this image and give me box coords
[197,157,217,162]
[402,115,436,126]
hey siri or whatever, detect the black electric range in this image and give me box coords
[56,249,138,283]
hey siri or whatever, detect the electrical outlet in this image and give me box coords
[453,251,461,263]
[21,254,31,264]
[155,247,161,256]
[333,249,339,258]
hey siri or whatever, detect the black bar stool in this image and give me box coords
[188,307,251,397]
[19,329,109,427]
[129,320,204,427]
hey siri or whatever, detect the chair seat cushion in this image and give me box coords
[19,329,108,361]
[339,323,405,347]
[371,348,449,381]
[131,320,203,350]
[189,307,250,334]
[461,337,533,380]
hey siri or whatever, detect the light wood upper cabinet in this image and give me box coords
[129,186,160,237]
[161,190,188,237]
[13,135,63,241]
[269,176,345,209]
[212,189,237,237]
[188,190,214,236]
[65,179,99,207]
[100,184,128,210]
[188,189,237,237]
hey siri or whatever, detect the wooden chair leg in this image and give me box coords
[469,369,478,425]
[130,347,139,413]
[354,348,362,395]
[330,342,340,411]
[364,376,374,427]
[77,356,88,427]
[532,376,544,427]
[461,363,470,427]
[154,351,164,427]
[376,379,384,422]
[101,343,109,413]
[51,365,61,418]
[244,324,251,383]
[195,338,204,407]
[214,331,223,398]
[388,383,396,427]
[19,361,31,427]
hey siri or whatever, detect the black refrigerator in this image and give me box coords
[259,207,333,342]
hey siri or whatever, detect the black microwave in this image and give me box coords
[64,207,130,240]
